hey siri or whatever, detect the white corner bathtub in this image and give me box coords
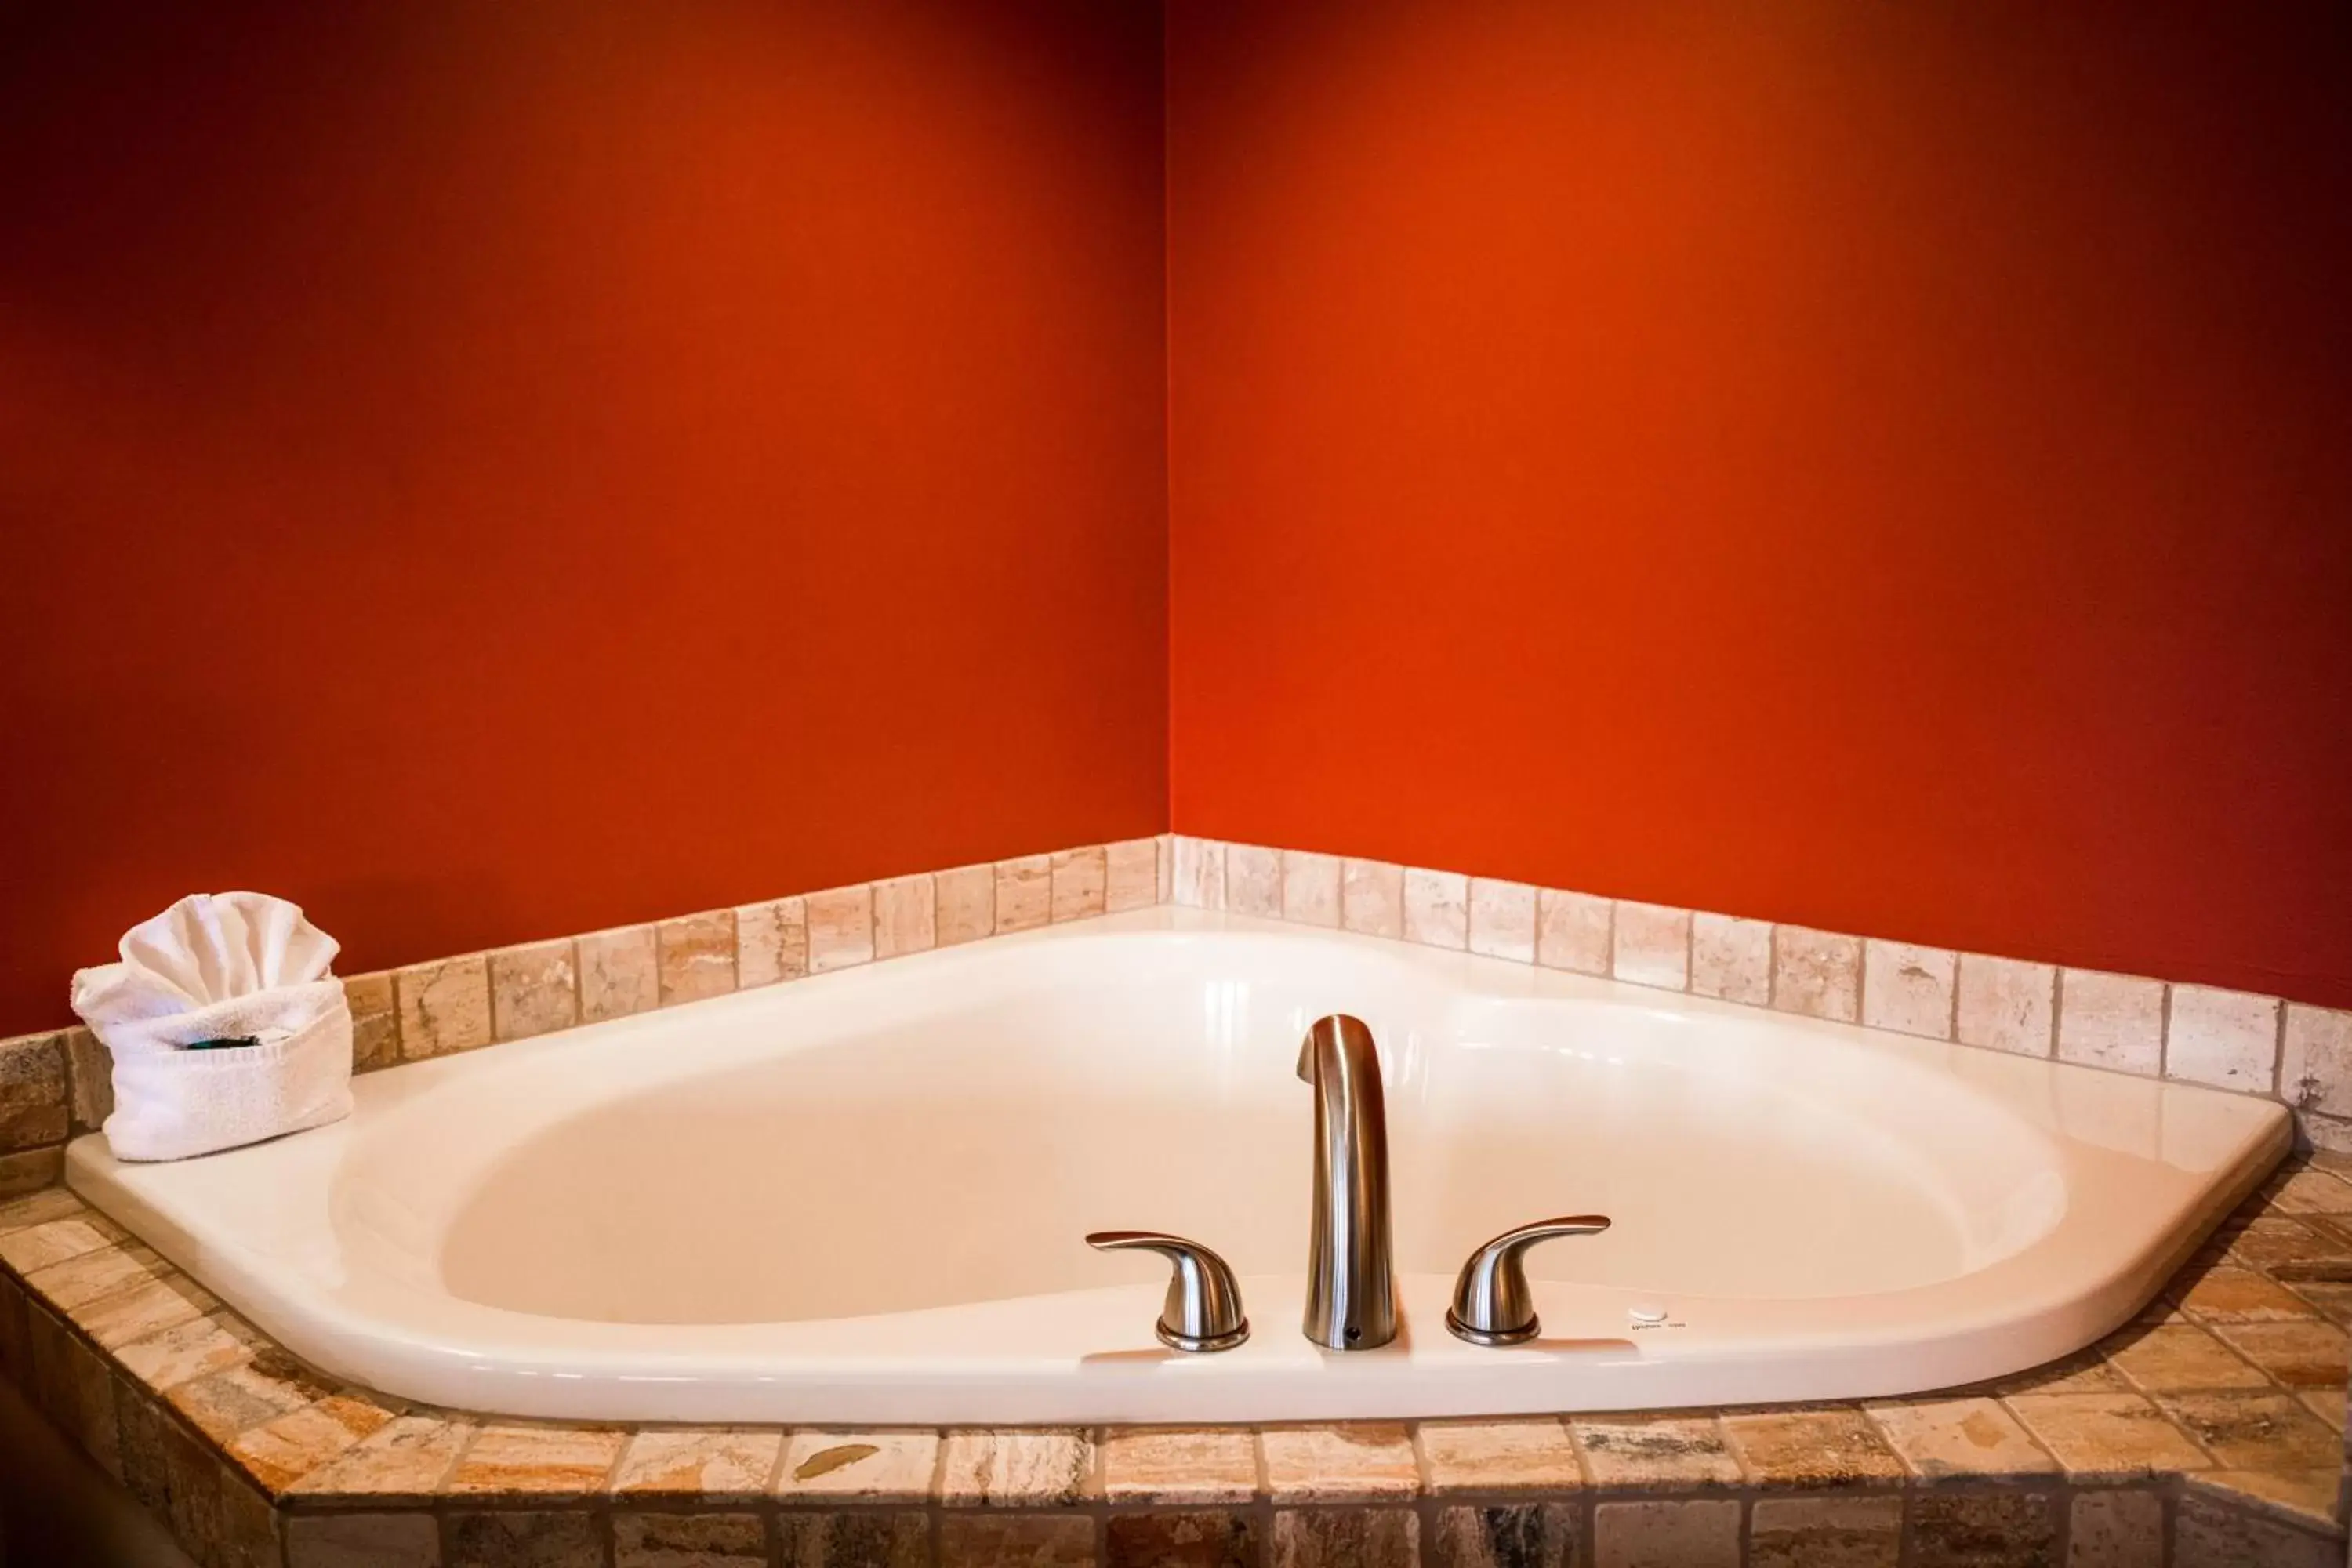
[67,908,2288,1425]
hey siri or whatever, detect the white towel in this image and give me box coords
[71,892,354,1162]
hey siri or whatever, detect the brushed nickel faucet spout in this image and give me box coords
[1296,1014,1397,1350]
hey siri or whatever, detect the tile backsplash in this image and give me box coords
[1163,836,2351,1155]
[3,829,2347,1191]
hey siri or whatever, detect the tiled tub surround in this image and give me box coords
[1171,838,2352,1155]
[50,902,2286,1426]
[2,1173,2349,1567]
[0,833,2342,1556]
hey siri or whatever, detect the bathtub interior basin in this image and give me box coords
[67,908,2288,1425]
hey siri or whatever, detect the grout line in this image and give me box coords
[2160,983,2176,1080]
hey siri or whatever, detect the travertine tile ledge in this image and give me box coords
[6,830,2348,1217]
[2,1160,2346,1566]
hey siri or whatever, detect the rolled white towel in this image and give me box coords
[71,892,354,1162]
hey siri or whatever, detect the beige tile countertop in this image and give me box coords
[3,1161,2350,1568]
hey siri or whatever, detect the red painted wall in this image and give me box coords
[0,2,1168,1033]
[1167,2,2352,1006]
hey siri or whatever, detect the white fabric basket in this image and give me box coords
[71,893,355,1163]
[99,979,354,1163]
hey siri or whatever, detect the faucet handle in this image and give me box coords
[1446,1214,1611,1346]
[1087,1231,1250,1352]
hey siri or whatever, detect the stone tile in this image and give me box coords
[576,924,659,1022]
[2156,1390,2342,1470]
[2065,1488,2165,1568]
[168,1348,336,1444]
[1419,1417,1581,1494]
[0,1030,67,1151]
[776,1512,930,1568]
[1271,1508,1417,1568]
[1721,1406,1904,1488]
[612,1425,784,1504]
[873,873,937,959]
[657,909,737,1002]
[936,865,997,947]
[114,1313,254,1393]
[285,1511,442,1568]
[736,896,809,986]
[2003,1393,2211,1480]
[1468,879,1538,964]
[289,1412,475,1503]
[2168,985,2281,1094]
[2304,1110,2352,1156]
[996,854,1054,932]
[2174,1263,2325,1322]
[487,938,577,1042]
[2060,970,2166,1076]
[1106,1511,1257,1568]
[0,1272,24,1386]
[2103,1321,2269,1392]
[0,1145,63,1198]
[444,1423,628,1500]
[1099,1426,1258,1504]
[78,1267,216,1351]
[0,1184,88,1235]
[140,1401,227,1561]
[218,1475,285,1568]
[394,953,492,1060]
[938,1513,1096,1567]
[803,885,873,973]
[2285,1279,2352,1325]
[1690,913,1771,1004]
[114,1378,176,1523]
[60,1025,113,1132]
[1404,868,1469,949]
[1570,1414,1740,1490]
[1864,1397,2057,1481]
[1955,954,2057,1057]
[1261,1421,1419,1501]
[444,1511,603,1568]
[1051,846,1109,922]
[1535,890,1611,976]
[2171,1490,2340,1568]
[1774,927,1861,1022]
[1612,902,1690,990]
[2263,1167,2352,1215]
[344,974,401,1073]
[1432,1503,1579,1568]
[24,1239,162,1313]
[939,1428,1093,1506]
[0,1214,121,1275]
[1907,1490,2056,1568]
[1862,941,1956,1039]
[1225,843,1283,917]
[1747,1494,1902,1568]
[228,1392,397,1495]
[1157,834,1174,902]
[777,1429,939,1504]
[38,1316,122,1475]
[613,1512,765,1568]
[2187,1467,2347,1535]
[1171,837,1226,911]
[1592,1497,1740,1568]
[2223,1216,2350,1272]
[1281,851,1343,928]
[1341,859,1404,938]
[2281,1004,2352,1121]
[2209,1320,2347,1387]
[1106,837,1161,914]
